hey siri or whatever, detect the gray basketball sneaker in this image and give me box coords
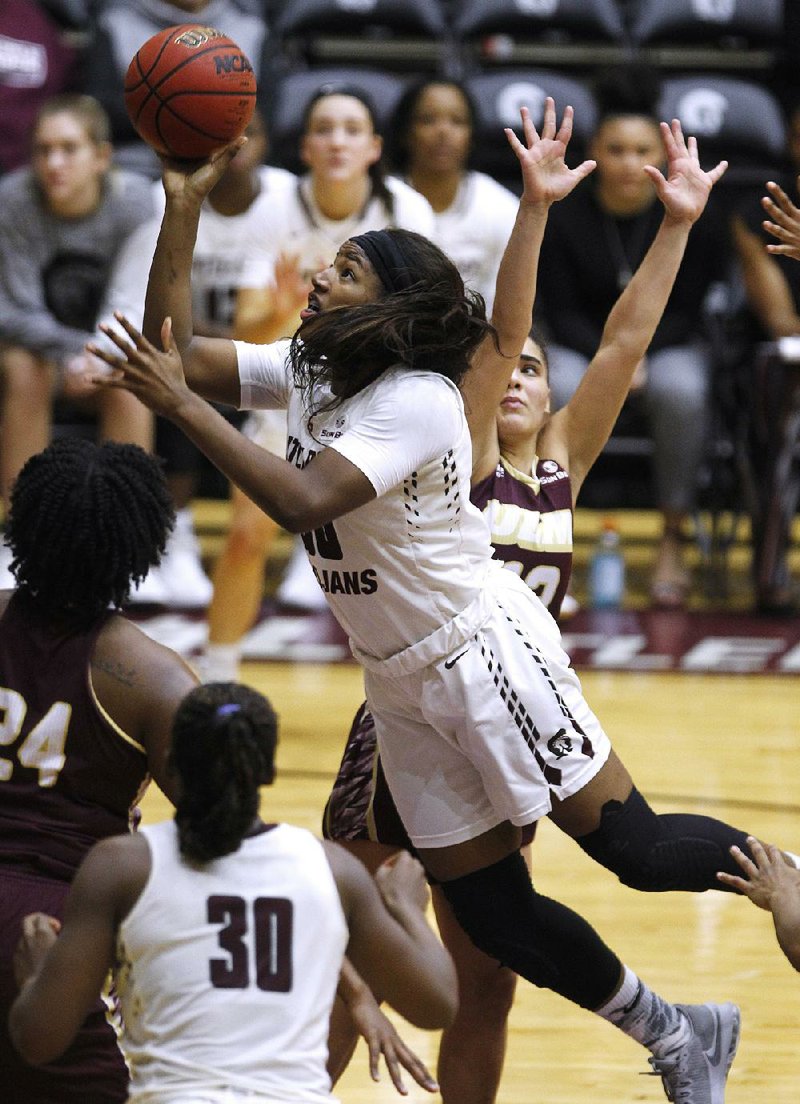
[648,1002,740,1104]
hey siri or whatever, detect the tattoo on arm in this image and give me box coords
[93,657,138,687]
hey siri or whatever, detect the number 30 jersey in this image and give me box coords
[116,821,348,1102]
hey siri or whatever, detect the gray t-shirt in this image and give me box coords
[0,167,155,361]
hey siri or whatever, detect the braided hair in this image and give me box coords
[170,682,278,864]
[6,438,173,625]
[290,229,496,417]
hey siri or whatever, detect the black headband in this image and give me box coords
[350,230,417,294]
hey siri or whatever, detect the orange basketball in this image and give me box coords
[124,24,256,161]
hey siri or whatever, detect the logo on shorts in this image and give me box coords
[547,729,572,758]
[444,648,469,669]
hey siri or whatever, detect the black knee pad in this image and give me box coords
[576,786,751,892]
[439,852,620,1010]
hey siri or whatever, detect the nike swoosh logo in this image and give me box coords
[707,1008,726,1067]
[621,981,643,1016]
[444,649,469,670]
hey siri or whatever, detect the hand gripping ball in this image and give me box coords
[124,24,256,160]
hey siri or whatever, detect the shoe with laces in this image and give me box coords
[648,1002,740,1104]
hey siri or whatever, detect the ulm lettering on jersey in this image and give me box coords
[488,502,572,552]
[313,567,378,595]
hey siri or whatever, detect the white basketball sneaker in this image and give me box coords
[648,1002,740,1104]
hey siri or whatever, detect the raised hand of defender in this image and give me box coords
[504,98,596,208]
[762,178,800,260]
[643,119,727,225]
[88,313,192,418]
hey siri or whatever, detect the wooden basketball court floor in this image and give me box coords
[139,660,800,1104]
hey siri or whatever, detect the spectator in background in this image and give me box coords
[537,66,729,609]
[83,0,273,180]
[730,100,800,612]
[98,108,296,607]
[385,77,519,316]
[198,84,435,681]
[0,93,154,586]
[0,0,82,177]
[82,0,272,606]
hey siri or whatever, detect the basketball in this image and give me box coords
[124,24,256,161]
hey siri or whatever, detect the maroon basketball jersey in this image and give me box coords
[0,594,149,880]
[471,455,573,619]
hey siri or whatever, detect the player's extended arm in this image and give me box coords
[139,143,246,405]
[325,845,458,1030]
[89,313,376,532]
[544,120,727,500]
[9,835,147,1064]
[731,212,800,337]
[464,99,595,479]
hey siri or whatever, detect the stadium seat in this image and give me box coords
[463,69,597,191]
[267,67,412,172]
[452,0,629,70]
[656,74,787,188]
[629,0,783,73]
[271,0,448,71]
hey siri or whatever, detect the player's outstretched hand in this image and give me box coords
[761,178,800,261]
[504,98,596,209]
[718,836,800,909]
[347,982,440,1096]
[719,836,800,971]
[13,913,61,989]
[643,119,727,226]
[88,313,192,418]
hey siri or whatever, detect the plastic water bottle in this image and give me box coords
[588,519,625,610]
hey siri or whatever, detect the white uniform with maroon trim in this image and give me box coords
[235,341,611,848]
[116,820,347,1104]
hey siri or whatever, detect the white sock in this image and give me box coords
[595,966,689,1058]
[197,643,240,683]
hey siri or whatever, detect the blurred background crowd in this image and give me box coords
[2,0,799,639]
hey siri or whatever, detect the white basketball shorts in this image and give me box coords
[360,567,611,848]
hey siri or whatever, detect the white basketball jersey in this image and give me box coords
[425,171,518,315]
[239,176,436,288]
[116,821,347,1101]
[235,340,496,662]
[99,166,298,334]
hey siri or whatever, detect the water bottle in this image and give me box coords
[588,519,625,610]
